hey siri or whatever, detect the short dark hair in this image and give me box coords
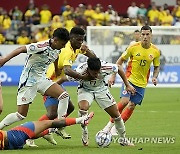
[141,25,152,33]
[134,30,140,33]
[70,27,85,36]
[87,58,101,71]
[53,28,70,42]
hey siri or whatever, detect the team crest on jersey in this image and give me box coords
[29,45,35,51]
[136,53,140,56]
[149,54,154,60]
[69,60,73,64]
[21,97,27,102]
[122,90,127,95]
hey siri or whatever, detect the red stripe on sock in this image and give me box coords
[65,118,76,126]
[39,115,50,121]
[117,102,125,113]
[121,108,133,122]
[40,129,49,137]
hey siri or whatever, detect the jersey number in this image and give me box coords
[140,60,147,66]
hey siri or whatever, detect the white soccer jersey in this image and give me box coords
[19,40,60,88]
[68,61,119,92]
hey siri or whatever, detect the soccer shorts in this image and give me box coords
[6,122,35,150]
[120,82,145,105]
[17,78,55,105]
[44,84,67,108]
[78,88,116,110]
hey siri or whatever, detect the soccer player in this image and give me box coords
[0,112,94,150]
[103,25,160,135]
[129,29,141,46]
[26,27,96,147]
[57,57,136,146]
[40,27,95,136]
[0,28,72,131]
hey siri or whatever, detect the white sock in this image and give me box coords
[57,92,69,119]
[75,116,85,124]
[0,112,26,129]
[103,121,114,132]
[78,109,88,130]
[114,116,126,138]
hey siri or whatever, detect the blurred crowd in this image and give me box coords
[0,0,180,45]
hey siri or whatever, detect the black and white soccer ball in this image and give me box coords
[95,130,112,148]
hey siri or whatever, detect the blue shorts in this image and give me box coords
[120,82,145,105]
[44,85,68,108]
[6,122,35,150]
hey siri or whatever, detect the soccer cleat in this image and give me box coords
[43,133,57,145]
[55,128,71,139]
[26,139,38,147]
[81,129,89,146]
[110,125,118,136]
[119,138,135,146]
[81,112,94,126]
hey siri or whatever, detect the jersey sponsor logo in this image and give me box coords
[37,42,49,48]
[149,54,154,60]
[136,53,140,56]
[29,45,35,51]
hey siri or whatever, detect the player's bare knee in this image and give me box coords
[127,102,135,110]
[78,102,89,111]
[47,112,58,120]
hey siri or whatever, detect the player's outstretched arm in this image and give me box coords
[117,65,136,95]
[56,76,69,85]
[64,65,91,80]
[152,66,160,86]
[81,44,96,58]
[0,46,27,67]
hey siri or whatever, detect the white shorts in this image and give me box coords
[78,88,116,109]
[17,78,55,105]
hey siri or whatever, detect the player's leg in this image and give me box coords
[43,83,69,118]
[77,88,93,146]
[104,83,130,134]
[0,86,37,129]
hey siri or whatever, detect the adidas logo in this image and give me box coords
[136,53,140,56]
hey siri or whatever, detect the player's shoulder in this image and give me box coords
[151,43,160,54]
[128,42,141,50]
[27,40,49,51]
[151,43,159,50]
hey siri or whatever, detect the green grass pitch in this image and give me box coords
[1,86,180,154]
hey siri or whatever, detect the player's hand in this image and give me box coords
[126,85,136,95]
[108,75,116,88]
[80,44,89,53]
[152,77,158,86]
[0,57,6,67]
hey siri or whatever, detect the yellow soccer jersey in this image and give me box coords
[46,41,87,81]
[121,42,160,88]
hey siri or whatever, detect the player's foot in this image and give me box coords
[82,129,89,146]
[55,128,71,139]
[81,112,94,126]
[26,139,38,147]
[43,133,57,145]
[110,125,118,136]
[119,138,135,146]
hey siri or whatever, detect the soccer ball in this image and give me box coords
[95,130,112,148]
